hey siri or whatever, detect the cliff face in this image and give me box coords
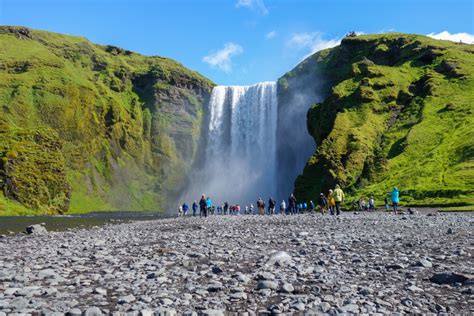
[0,26,214,215]
[280,33,474,206]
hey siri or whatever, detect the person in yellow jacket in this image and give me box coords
[333,184,345,215]
[327,189,336,215]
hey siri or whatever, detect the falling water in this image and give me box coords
[192,82,278,205]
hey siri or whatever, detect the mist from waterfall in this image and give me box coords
[185,82,278,206]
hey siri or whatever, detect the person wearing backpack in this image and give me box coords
[318,193,328,214]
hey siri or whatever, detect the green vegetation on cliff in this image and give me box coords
[282,33,473,206]
[0,26,214,215]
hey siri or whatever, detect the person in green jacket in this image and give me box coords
[333,184,345,215]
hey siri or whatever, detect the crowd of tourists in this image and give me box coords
[177,185,401,217]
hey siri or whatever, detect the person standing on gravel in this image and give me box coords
[257,197,265,215]
[206,197,212,215]
[318,193,328,214]
[288,194,297,215]
[199,194,207,217]
[384,197,389,211]
[268,197,276,215]
[280,200,286,214]
[182,202,189,216]
[333,184,345,215]
[390,187,400,215]
[192,200,198,216]
[327,189,336,215]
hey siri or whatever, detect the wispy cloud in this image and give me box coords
[236,0,269,15]
[427,31,474,44]
[202,42,243,73]
[266,30,277,39]
[287,32,341,58]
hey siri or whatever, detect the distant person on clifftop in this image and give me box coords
[333,184,345,215]
[280,200,286,215]
[390,187,400,215]
[268,197,276,215]
[182,202,189,216]
[327,190,336,215]
[288,194,297,215]
[257,197,265,215]
[199,194,207,217]
[192,200,198,216]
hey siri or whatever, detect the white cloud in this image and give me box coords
[236,0,269,15]
[427,31,474,44]
[287,32,341,58]
[266,30,277,39]
[202,42,243,73]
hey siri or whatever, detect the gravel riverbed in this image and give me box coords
[0,211,473,315]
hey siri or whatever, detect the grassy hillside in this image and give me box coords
[280,33,473,206]
[0,26,214,215]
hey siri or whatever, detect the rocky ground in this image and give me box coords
[0,211,473,315]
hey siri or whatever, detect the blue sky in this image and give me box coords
[1,0,473,85]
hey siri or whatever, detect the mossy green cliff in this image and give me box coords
[280,33,473,206]
[0,26,214,215]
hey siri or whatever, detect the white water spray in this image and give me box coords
[190,82,278,205]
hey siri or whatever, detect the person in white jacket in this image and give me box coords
[280,200,286,215]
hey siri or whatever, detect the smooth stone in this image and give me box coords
[257,280,278,290]
[281,283,294,293]
[266,251,292,266]
[66,308,82,316]
[118,294,136,304]
[415,259,433,268]
[84,307,103,316]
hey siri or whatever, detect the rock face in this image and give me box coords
[279,33,474,206]
[0,26,214,214]
[0,212,472,314]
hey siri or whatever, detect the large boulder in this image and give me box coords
[25,224,48,235]
[430,272,471,285]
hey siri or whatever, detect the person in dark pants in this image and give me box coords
[288,194,297,215]
[333,184,345,215]
[192,200,198,216]
[199,194,207,217]
[268,197,276,215]
[224,201,229,215]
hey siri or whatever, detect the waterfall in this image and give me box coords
[191,82,278,205]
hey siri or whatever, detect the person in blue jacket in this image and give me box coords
[182,202,189,216]
[206,197,213,215]
[390,187,400,215]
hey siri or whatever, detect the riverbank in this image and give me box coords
[1,211,473,314]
